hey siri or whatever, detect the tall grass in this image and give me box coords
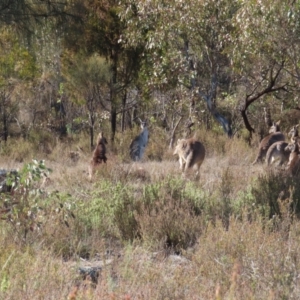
[1,129,300,299]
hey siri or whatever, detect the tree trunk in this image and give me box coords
[121,91,127,132]
[240,61,287,141]
[89,113,95,149]
[3,111,8,142]
[111,107,117,143]
[199,84,232,137]
[240,108,255,142]
[110,52,118,143]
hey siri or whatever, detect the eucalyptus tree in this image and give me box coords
[229,0,297,138]
[119,0,240,137]
[0,0,81,29]
[63,0,144,142]
[63,53,111,149]
[0,1,83,141]
[0,27,36,141]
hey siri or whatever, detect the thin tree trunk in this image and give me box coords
[111,107,117,143]
[3,112,8,142]
[89,114,95,149]
[110,52,118,143]
[240,108,254,142]
[121,91,127,132]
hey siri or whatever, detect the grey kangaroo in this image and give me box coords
[173,138,206,178]
[129,119,149,161]
[253,121,285,164]
[265,125,299,166]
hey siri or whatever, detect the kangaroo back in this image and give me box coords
[174,138,205,178]
[265,141,289,166]
[253,121,285,164]
[186,140,206,168]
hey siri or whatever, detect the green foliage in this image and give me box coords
[135,178,205,251]
[0,160,52,242]
[79,180,136,239]
[0,28,36,84]
[28,129,56,153]
[250,171,300,220]
[80,176,209,251]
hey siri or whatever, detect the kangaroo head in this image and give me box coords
[174,139,187,155]
[285,138,300,153]
[138,118,148,130]
[269,121,281,134]
[288,125,299,139]
[97,132,107,145]
[177,138,187,146]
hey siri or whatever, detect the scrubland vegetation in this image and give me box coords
[1,128,300,300]
[2,0,300,299]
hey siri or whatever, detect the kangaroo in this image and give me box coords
[265,125,299,166]
[252,121,285,164]
[129,119,149,161]
[88,132,108,179]
[173,138,205,178]
[285,138,300,176]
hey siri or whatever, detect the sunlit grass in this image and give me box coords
[0,130,299,299]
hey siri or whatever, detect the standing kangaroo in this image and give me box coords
[129,119,149,161]
[265,125,299,166]
[252,121,285,164]
[88,132,108,179]
[173,138,206,178]
[285,138,300,176]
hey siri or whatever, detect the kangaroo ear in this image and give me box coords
[182,141,187,149]
[296,124,300,128]
[276,120,281,125]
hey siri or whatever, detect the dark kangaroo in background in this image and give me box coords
[88,132,108,179]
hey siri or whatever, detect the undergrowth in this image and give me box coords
[1,131,300,299]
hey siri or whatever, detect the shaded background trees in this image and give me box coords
[1,0,300,147]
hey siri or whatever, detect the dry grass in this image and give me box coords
[1,130,300,299]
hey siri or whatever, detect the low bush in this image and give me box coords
[250,170,300,220]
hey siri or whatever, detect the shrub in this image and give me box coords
[79,180,138,240]
[133,177,207,252]
[0,160,52,242]
[0,138,39,162]
[249,170,300,221]
[0,160,77,252]
[79,176,210,251]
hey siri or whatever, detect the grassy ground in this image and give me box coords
[0,131,299,299]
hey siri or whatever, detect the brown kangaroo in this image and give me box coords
[173,138,205,178]
[88,132,108,179]
[285,138,300,176]
[265,125,299,166]
[252,121,285,164]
